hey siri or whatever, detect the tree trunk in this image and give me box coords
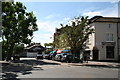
[6,52,12,61]
[6,44,14,61]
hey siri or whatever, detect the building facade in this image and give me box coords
[25,43,45,58]
[87,16,120,61]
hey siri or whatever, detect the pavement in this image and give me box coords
[68,61,120,68]
[42,59,120,68]
[0,59,120,68]
[38,59,120,68]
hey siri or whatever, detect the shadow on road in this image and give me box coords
[2,62,33,79]
[17,59,61,66]
[2,59,60,79]
[2,72,20,80]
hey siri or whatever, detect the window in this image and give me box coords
[108,24,112,28]
[87,38,91,45]
[106,33,114,41]
[106,46,114,58]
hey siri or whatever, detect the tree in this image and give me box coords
[44,43,53,54]
[44,43,53,50]
[44,43,53,47]
[56,30,69,49]
[2,2,38,61]
[13,44,24,55]
[60,16,94,57]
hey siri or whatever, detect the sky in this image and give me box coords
[14,0,119,46]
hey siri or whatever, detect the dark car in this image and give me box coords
[36,54,43,59]
[54,53,72,62]
[13,54,20,61]
[48,51,57,60]
[43,54,49,59]
[54,54,62,61]
[60,53,73,63]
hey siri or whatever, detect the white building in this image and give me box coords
[25,43,45,58]
[87,16,120,61]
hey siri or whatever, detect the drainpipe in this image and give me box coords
[117,22,119,61]
[0,1,1,38]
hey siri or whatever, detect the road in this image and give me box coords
[17,58,118,78]
[2,58,118,79]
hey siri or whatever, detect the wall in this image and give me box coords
[27,52,38,58]
[86,23,95,53]
[95,22,118,60]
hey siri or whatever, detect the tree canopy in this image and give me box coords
[2,2,38,61]
[54,16,94,57]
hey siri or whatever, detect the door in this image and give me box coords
[92,50,99,61]
[106,46,114,58]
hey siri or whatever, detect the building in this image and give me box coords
[53,28,61,49]
[25,43,45,58]
[53,28,70,50]
[87,16,120,61]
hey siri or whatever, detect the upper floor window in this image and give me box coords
[108,24,112,29]
[106,33,114,41]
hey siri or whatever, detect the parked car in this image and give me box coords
[60,53,73,63]
[72,56,83,63]
[36,54,43,59]
[43,54,49,59]
[13,54,20,61]
[54,53,72,62]
[48,51,57,60]
[54,53,62,61]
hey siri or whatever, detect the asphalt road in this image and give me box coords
[15,58,118,78]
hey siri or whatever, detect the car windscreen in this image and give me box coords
[37,54,43,56]
[60,53,72,55]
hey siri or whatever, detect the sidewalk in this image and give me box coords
[69,61,120,68]
[0,60,120,68]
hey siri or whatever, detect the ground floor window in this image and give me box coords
[106,46,114,58]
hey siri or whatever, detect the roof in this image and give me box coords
[90,16,120,23]
[25,44,45,50]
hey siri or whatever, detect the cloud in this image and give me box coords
[101,6,118,17]
[36,21,55,33]
[82,5,118,18]
[64,17,70,21]
[36,20,63,32]
[45,14,60,20]
[45,15,54,19]
[32,20,62,46]
[110,0,119,3]
[15,0,120,2]
[32,32,53,46]
[82,11,101,17]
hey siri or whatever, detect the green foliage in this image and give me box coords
[13,44,24,55]
[44,43,53,47]
[59,16,94,56]
[58,32,69,48]
[2,2,38,61]
[44,43,53,54]
[45,48,53,54]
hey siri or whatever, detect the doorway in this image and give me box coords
[92,50,99,61]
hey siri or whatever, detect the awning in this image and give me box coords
[50,51,56,54]
[62,50,70,53]
[56,49,63,53]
